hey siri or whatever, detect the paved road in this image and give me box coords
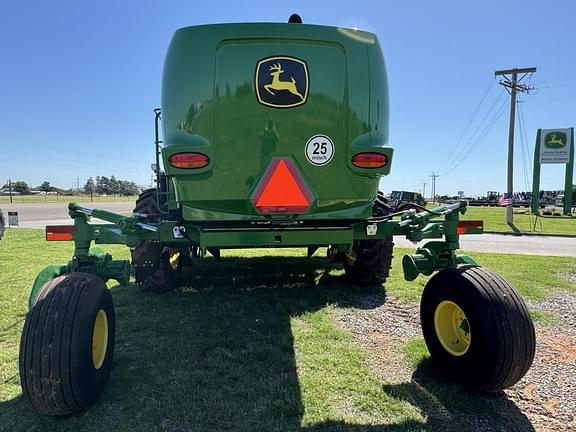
[2,202,575,256]
[394,234,576,257]
[0,202,134,227]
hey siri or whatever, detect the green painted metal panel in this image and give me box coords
[29,264,67,308]
[198,228,354,248]
[161,23,392,221]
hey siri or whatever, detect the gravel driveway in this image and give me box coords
[334,287,576,431]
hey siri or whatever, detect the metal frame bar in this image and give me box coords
[56,200,481,283]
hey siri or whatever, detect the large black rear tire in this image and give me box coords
[19,273,115,415]
[131,189,183,291]
[133,188,162,222]
[343,199,394,286]
[132,241,183,291]
[420,266,535,392]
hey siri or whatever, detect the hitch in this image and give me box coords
[33,200,484,307]
[28,203,146,308]
[369,201,483,281]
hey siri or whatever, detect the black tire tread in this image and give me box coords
[421,266,535,392]
[133,188,161,222]
[344,201,394,286]
[345,238,394,285]
[132,243,180,291]
[462,267,535,390]
[131,189,179,291]
[19,273,114,415]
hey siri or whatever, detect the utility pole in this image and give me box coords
[422,182,427,200]
[8,179,13,204]
[430,173,439,204]
[495,67,536,228]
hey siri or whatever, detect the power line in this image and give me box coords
[495,66,537,227]
[532,74,576,85]
[438,79,496,173]
[443,97,509,176]
[474,100,510,144]
[517,101,532,194]
[0,156,148,175]
[441,91,506,176]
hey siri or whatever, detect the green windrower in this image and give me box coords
[18,16,535,417]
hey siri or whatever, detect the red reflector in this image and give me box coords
[46,225,77,241]
[252,158,313,214]
[351,152,388,168]
[457,220,484,234]
[169,152,210,169]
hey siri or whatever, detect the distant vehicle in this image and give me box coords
[389,190,427,207]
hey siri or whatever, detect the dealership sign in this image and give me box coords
[540,129,572,164]
[532,127,574,215]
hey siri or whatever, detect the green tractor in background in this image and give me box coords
[19,16,535,416]
[389,190,428,209]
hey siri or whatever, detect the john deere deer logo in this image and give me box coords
[265,63,305,101]
[255,56,308,108]
[545,132,567,149]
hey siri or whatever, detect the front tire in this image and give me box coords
[19,273,115,415]
[420,266,535,392]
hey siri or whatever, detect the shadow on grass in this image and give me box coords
[383,358,535,431]
[1,255,533,431]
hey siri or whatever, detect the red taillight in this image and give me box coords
[169,152,210,169]
[351,152,388,168]
[46,225,77,241]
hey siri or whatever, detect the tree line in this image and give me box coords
[1,176,141,196]
[84,176,141,196]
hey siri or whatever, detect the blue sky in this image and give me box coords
[1,0,574,197]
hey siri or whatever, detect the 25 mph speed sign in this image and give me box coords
[305,134,334,166]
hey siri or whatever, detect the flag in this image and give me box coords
[499,193,514,206]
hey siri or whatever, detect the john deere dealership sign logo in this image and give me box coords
[544,132,566,149]
[255,56,308,108]
[540,129,571,164]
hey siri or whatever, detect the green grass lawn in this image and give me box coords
[1,229,574,431]
[0,194,138,204]
[459,206,576,235]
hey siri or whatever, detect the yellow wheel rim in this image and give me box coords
[344,247,357,266]
[168,249,181,270]
[92,309,108,370]
[434,300,471,356]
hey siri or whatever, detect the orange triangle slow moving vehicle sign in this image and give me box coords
[251,158,314,214]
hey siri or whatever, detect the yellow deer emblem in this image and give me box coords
[547,134,564,146]
[264,63,305,101]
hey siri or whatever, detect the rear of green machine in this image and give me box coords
[19,19,535,416]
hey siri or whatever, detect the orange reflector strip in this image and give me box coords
[252,158,313,214]
[169,152,210,169]
[351,152,388,168]
[46,225,77,241]
[457,220,484,235]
